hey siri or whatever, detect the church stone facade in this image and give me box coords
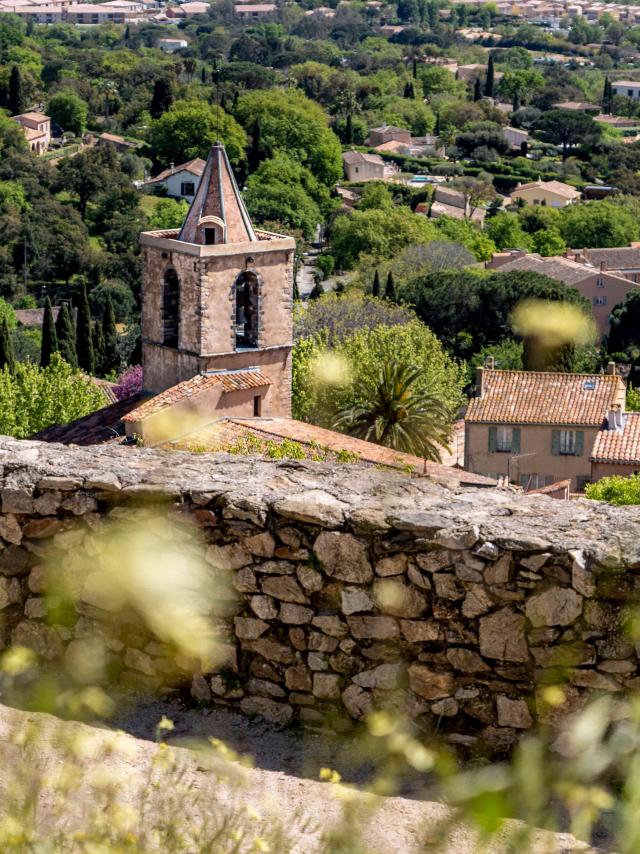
[139,143,296,418]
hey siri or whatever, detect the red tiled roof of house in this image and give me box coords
[465,369,625,427]
[145,158,206,185]
[121,371,272,423]
[31,396,143,445]
[591,413,640,464]
[89,376,119,405]
[168,416,495,486]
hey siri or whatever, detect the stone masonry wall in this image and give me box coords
[1,438,640,752]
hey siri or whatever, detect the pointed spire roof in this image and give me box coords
[178,142,257,245]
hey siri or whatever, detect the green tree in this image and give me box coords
[294,291,415,345]
[92,321,105,377]
[485,212,533,251]
[76,285,94,374]
[557,199,640,249]
[372,269,380,298]
[8,64,27,115]
[247,117,265,174]
[333,359,452,461]
[149,77,173,120]
[149,100,247,166]
[608,289,640,355]
[40,297,58,368]
[385,270,396,301]
[0,354,106,439]
[55,302,77,369]
[473,77,482,102]
[484,54,495,98]
[102,295,119,375]
[498,69,544,110]
[0,316,15,373]
[47,90,88,137]
[532,228,566,256]
[534,109,602,160]
[234,89,342,185]
[585,473,640,505]
[147,198,189,229]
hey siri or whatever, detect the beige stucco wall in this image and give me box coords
[591,461,640,481]
[510,187,576,208]
[569,273,636,339]
[344,161,384,182]
[465,423,599,490]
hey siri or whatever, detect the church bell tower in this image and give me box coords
[139,143,296,418]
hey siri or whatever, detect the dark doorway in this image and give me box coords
[162,268,180,347]
[235,271,259,349]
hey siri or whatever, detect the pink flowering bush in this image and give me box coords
[114,365,143,401]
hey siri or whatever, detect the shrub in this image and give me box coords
[585,473,640,505]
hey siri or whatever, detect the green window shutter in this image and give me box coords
[488,427,497,452]
[574,431,584,457]
[511,428,521,454]
[551,429,560,455]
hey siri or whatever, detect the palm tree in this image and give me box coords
[333,360,451,462]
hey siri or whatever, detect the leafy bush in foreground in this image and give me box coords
[585,473,640,505]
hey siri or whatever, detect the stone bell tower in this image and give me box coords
[139,142,296,417]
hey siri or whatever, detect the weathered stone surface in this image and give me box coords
[314,532,373,583]
[571,669,622,692]
[240,696,293,725]
[243,532,276,558]
[308,632,339,653]
[206,543,251,571]
[0,545,31,576]
[312,672,341,699]
[245,638,297,665]
[24,597,47,619]
[0,576,22,609]
[484,554,512,585]
[462,585,493,619]
[433,526,479,550]
[446,648,489,673]
[247,678,286,699]
[431,698,459,717]
[497,696,533,729]
[279,603,313,624]
[375,555,407,577]
[416,550,452,573]
[33,492,62,516]
[570,550,596,597]
[312,616,348,638]
[308,652,328,671]
[262,576,309,604]
[273,490,347,528]
[353,662,404,690]
[0,514,22,545]
[408,665,454,700]
[11,621,63,660]
[432,574,464,602]
[374,579,427,617]
[347,616,399,640]
[61,493,98,516]
[250,595,278,621]
[125,648,156,677]
[479,608,529,663]
[233,568,259,593]
[285,664,312,692]
[341,587,374,615]
[342,684,373,719]
[21,518,65,540]
[234,617,269,640]
[525,588,583,627]
[296,565,324,592]
[2,489,33,514]
[400,619,441,643]
[255,560,295,575]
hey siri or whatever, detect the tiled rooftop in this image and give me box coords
[591,413,640,464]
[32,396,143,445]
[121,371,272,423]
[466,369,625,426]
[168,417,494,486]
[580,247,640,270]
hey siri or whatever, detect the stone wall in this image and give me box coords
[1,438,640,752]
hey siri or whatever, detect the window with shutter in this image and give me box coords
[511,428,521,454]
[574,431,584,456]
[551,429,560,455]
[495,426,513,452]
[559,430,576,455]
[488,427,497,452]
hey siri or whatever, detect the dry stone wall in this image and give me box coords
[1,438,640,752]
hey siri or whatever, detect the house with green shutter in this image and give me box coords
[463,363,627,493]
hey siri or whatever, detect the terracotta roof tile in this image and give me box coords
[145,158,206,184]
[581,247,640,270]
[31,396,144,445]
[122,371,272,423]
[465,369,624,426]
[168,417,495,486]
[591,413,640,464]
[514,180,581,198]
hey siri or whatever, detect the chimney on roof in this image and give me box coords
[607,403,626,432]
[484,355,495,369]
[600,261,606,272]
[605,361,617,375]
[170,162,175,174]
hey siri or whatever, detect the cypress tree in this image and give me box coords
[0,318,15,374]
[435,111,441,136]
[403,81,412,98]
[220,92,227,112]
[40,297,58,368]
[345,113,354,145]
[512,91,521,112]
[412,57,417,79]
[372,269,381,298]
[484,54,495,98]
[232,90,239,111]
[76,285,95,375]
[92,321,105,376]
[124,24,130,39]
[384,271,396,302]
[102,295,119,375]
[201,65,207,85]
[309,280,324,300]
[55,303,77,369]
[150,77,173,120]
[248,118,262,173]
[8,65,27,116]
[473,77,482,102]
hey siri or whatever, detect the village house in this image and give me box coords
[158,37,188,51]
[567,245,640,283]
[234,2,276,17]
[429,185,486,224]
[590,411,640,481]
[510,179,581,207]
[503,126,529,151]
[96,132,140,152]
[11,111,50,154]
[65,3,125,23]
[366,124,411,147]
[612,80,640,100]
[464,364,627,492]
[143,158,206,202]
[341,150,386,182]
[486,250,638,340]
